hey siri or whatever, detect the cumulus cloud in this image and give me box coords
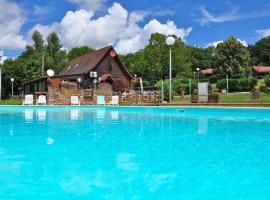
[68,0,106,11]
[0,50,8,64]
[206,38,248,47]
[256,28,270,38]
[29,3,192,54]
[0,0,26,49]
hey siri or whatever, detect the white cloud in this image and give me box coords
[0,0,26,49]
[206,38,248,47]
[68,0,106,11]
[29,3,192,54]
[116,20,192,54]
[198,6,238,25]
[256,28,270,38]
[0,50,8,64]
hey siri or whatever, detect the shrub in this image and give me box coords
[265,75,270,88]
[216,77,257,92]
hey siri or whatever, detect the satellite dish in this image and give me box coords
[47,69,55,77]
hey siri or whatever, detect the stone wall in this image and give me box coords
[47,86,114,105]
[48,87,82,105]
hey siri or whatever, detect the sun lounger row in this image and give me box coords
[71,95,119,106]
[23,95,46,105]
[22,95,119,106]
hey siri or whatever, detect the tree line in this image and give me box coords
[0,30,270,99]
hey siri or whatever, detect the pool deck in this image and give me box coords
[121,103,270,107]
[1,103,270,107]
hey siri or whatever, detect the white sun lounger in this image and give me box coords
[36,95,46,105]
[23,95,33,105]
[71,96,80,106]
[97,96,105,105]
[111,96,119,106]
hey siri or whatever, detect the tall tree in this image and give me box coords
[67,45,95,61]
[122,33,192,84]
[214,36,250,77]
[32,30,44,53]
[188,46,214,71]
[249,36,270,66]
[46,32,67,73]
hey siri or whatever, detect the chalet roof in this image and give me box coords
[59,45,133,79]
[202,68,214,75]
[252,66,270,73]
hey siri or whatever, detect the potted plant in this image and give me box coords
[191,89,198,103]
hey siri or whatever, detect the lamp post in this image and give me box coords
[77,77,82,89]
[196,67,200,82]
[11,78,14,98]
[166,36,175,102]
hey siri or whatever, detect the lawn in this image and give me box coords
[172,92,270,104]
[219,92,270,103]
[0,99,22,105]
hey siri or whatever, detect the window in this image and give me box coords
[107,59,112,71]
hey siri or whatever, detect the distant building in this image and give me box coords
[252,66,270,78]
[201,68,214,77]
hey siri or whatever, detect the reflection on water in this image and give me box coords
[96,109,105,120]
[1,107,270,199]
[110,111,119,120]
[70,109,79,121]
[37,109,46,122]
[24,109,33,121]
[197,117,208,134]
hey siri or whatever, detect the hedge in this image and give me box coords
[265,75,270,88]
[216,77,257,92]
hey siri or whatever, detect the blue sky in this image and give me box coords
[1,0,270,58]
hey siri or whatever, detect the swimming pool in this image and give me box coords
[0,106,270,199]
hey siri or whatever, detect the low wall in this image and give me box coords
[47,86,113,105]
[48,87,82,105]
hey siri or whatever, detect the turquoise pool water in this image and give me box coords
[0,106,270,199]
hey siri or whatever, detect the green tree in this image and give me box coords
[32,30,44,53]
[249,36,270,66]
[67,45,95,61]
[46,32,67,73]
[122,33,192,84]
[214,36,250,77]
[187,46,214,71]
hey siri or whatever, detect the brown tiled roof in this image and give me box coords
[252,66,270,73]
[59,46,112,76]
[202,68,214,75]
[59,45,133,79]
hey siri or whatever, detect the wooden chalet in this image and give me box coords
[23,46,134,104]
[24,46,133,94]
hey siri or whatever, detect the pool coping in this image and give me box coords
[1,104,270,109]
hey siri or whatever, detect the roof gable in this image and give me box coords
[59,46,112,76]
[59,45,133,79]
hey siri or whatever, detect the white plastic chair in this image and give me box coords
[111,96,119,106]
[36,95,46,105]
[71,96,80,106]
[97,96,105,105]
[23,95,33,105]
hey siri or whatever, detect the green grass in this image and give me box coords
[172,92,270,104]
[220,92,270,103]
[173,96,190,103]
[0,99,22,105]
